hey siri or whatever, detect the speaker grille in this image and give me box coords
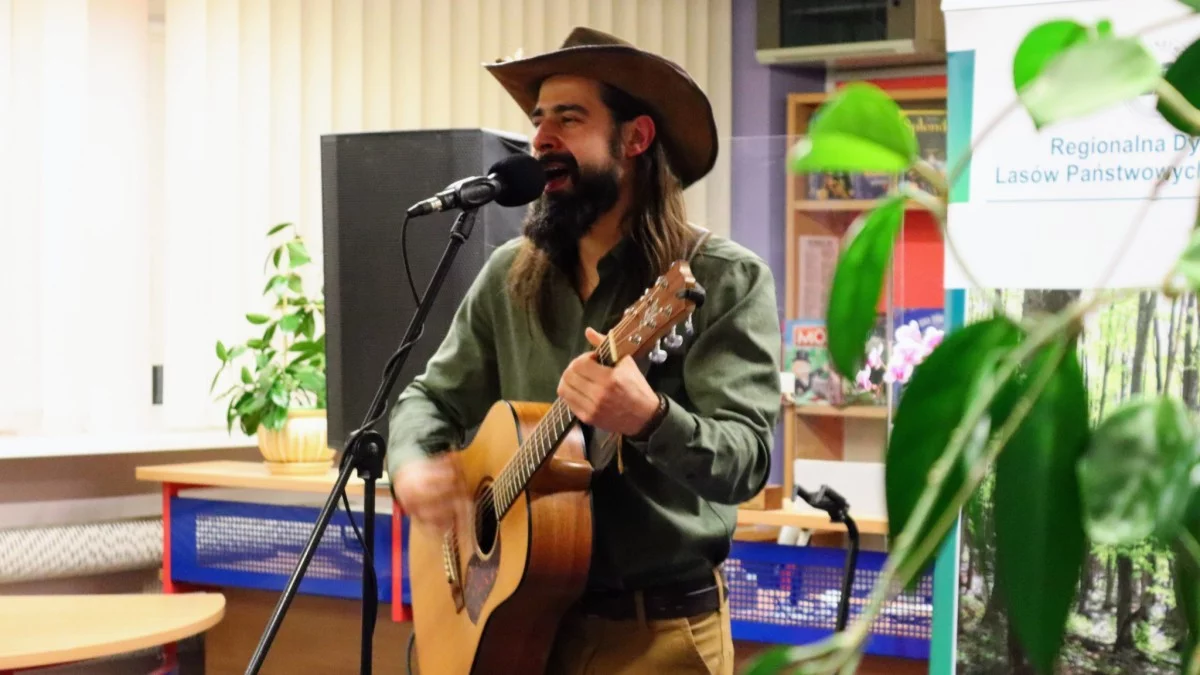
[321,128,530,452]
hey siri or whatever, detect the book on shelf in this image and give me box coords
[783,319,845,406]
[797,106,947,203]
[900,108,947,195]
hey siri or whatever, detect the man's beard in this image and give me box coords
[522,153,621,271]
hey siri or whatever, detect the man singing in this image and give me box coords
[388,26,782,674]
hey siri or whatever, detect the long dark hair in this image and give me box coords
[507,83,695,335]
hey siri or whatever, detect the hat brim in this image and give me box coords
[485,45,718,188]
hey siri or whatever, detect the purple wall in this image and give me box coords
[730,0,825,485]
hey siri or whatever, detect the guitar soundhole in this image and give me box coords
[474,490,499,558]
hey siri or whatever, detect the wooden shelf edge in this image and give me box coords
[788,403,890,420]
[793,199,926,213]
[788,87,947,107]
[737,508,889,535]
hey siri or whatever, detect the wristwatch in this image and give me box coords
[632,393,668,441]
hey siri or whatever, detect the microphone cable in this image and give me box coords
[325,210,428,674]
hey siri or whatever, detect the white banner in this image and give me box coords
[944,0,1200,290]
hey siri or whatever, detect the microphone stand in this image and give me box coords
[246,206,482,675]
[795,483,859,633]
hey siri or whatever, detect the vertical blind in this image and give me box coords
[0,0,732,437]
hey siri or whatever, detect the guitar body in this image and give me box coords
[407,400,594,675]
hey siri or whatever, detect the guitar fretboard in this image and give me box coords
[491,337,617,517]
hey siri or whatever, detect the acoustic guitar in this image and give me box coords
[406,260,706,675]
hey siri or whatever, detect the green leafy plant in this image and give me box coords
[210,222,326,436]
[750,3,1200,674]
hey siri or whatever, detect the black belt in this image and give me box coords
[573,573,726,621]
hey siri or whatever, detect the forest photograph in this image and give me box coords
[956,288,1194,675]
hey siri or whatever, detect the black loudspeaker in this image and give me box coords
[320,128,530,452]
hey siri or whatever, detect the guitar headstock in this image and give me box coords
[603,260,706,365]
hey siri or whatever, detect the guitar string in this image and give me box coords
[468,328,622,537]
[470,274,686,529]
[465,275,685,539]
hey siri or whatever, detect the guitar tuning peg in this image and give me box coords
[649,340,668,364]
[683,316,694,336]
[664,326,683,350]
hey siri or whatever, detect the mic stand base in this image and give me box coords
[245,208,481,675]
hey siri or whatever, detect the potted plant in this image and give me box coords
[210,222,331,475]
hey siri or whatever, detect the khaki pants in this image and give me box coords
[544,591,735,674]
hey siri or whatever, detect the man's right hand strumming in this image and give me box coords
[393,453,471,534]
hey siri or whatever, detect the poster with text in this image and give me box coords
[941,1,1200,673]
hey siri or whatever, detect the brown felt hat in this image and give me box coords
[484,26,718,188]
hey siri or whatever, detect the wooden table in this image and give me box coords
[135,460,409,622]
[0,592,225,672]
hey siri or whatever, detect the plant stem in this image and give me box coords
[1136,11,1198,39]
[792,290,1132,673]
[1157,78,1200,135]
[934,97,1024,317]
[903,183,1002,317]
[911,158,948,198]
[1097,140,1191,289]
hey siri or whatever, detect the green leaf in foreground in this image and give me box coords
[886,316,1025,578]
[994,339,1089,675]
[1179,0,1200,11]
[788,82,918,174]
[742,646,795,675]
[1012,20,1089,92]
[1018,37,1162,128]
[1175,493,1200,675]
[1159,36,1200,134]
[1174,227,1200,287]
[267,222,290,235]
[825,197,906,378]
[1077,397,1200,546]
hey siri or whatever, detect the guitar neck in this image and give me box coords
[492,337,619,517]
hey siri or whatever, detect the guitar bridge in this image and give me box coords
[442,529,465,612]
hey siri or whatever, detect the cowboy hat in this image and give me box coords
[484,26,718,188]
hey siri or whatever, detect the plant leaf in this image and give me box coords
[825,196,907,377]
[264,275,287,295]
[1180,0,1200,10]
[1077,397,1200,545]
[788,82,918,174]
[246,313,270,325]
[216,340,228,361]
[742,647,795,675]
[279,314,302,333]
[288,275,304,294]
[1175,496,1200,674]
[240,366,252,384]
[263,403,288,430]
[1174,228,1200,289]
[286,240,311,267]
[1012,20,1090,92]
[269,381,290,408]
[267,222,290,236]
[994,339,1089,675]
[1019,36,1162,128]
[886,317,1025,578]
[1159,36,1200,134]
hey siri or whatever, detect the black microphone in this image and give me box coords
[406,153,546,217]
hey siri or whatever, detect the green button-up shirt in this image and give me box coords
[386,232,782,590]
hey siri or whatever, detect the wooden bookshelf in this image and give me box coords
[776,86,947,547]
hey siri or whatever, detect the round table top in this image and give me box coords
[0,592,225,670]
